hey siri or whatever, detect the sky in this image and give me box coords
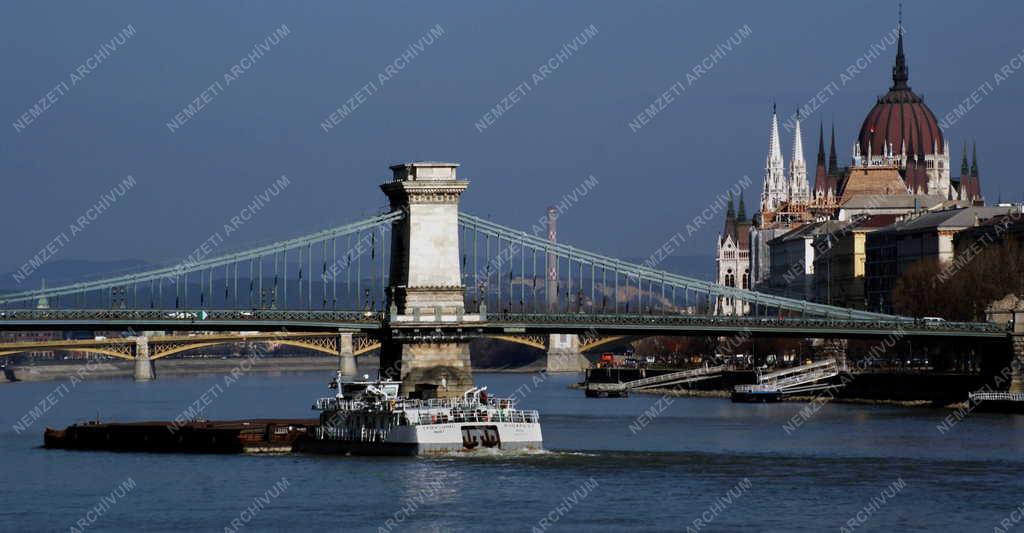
[2,0,1022,279]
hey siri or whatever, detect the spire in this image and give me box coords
[737,195,747,221]
[891,3,910,90]
[960,142,970,176]
[813,121,828,198]
[792,110,805,163]
[789,109,809,203]
[761,103,788,212]
[828,123,838,175]
[816,121,826,167]
[768,103,783,164]
[726,191,735,219]
[971,140,979,177]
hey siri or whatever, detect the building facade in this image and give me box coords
[864,207,1009,312]
[740,13,987,313]
[715,195,752,315]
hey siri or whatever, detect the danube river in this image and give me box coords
[2,371,1024,532]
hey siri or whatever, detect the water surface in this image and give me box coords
[1,371,1021,532]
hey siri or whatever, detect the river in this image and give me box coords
[2,370,1023,532]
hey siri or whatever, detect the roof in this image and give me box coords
[954,210,1024,241]
[838,166,909,201]
[879,207,1011,234]
[719,219,752,249]
[858,94,943,157]
[856,26,944,157]
[840,194,944,210]
[770,220,850,245]
[854,214,899,229]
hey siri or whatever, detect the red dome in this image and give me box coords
[858,89,943,157]
[857,28,944,157]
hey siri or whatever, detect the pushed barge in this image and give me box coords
[44,419,316,453]
[43,372,543,456]
[294,372,543,455]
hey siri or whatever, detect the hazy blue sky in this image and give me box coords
[2,0,1022,277]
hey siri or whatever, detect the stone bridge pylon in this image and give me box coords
[380,162,479,398]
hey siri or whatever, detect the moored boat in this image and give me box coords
[731,384,784,403]
[968,391,1024,414]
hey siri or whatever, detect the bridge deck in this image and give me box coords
[0,309,1006,339]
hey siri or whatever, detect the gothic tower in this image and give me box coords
[788,111,810,204]
[813,122,830,199]
[761,105,788,213]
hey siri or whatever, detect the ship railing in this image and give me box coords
[315,397,374,410]
[397,396,518,410]
[415,409,539,425]
[970,392,1024,402]
[734,383,780,394]
[317,395,525,414]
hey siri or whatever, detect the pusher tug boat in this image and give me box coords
[293,371,544,456]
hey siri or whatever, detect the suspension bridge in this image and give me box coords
[0,162,1010,396]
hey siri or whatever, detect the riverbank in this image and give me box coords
[2,357,345,383]
[0,356,543,383]
[568,381,956,408]
[577,366,990,407]
[634,386,936,407]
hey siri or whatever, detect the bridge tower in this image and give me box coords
[542,207,585,372]
[380,162,475,398]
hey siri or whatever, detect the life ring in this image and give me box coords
[431,415,437,424]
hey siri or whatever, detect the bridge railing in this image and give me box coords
[458,212,901,321]
[482,312,1005,334]
[0,211,403,311]
[0,308,384,325]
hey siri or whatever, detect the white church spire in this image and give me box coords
[788,110,809,204]
[761,104,788,212]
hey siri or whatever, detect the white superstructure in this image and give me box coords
[297,372,543,455]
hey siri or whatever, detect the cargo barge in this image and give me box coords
[44,419,316,453]
[43,371,543,456]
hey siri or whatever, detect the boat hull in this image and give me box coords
[43,419,316,454]
[585,387,628,398]
[295,422,543,456]
[731,390,783,403]
[971,399,1024,414]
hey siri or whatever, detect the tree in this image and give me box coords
[892,239,1024,321]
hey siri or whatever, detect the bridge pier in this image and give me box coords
[133,336,154,381]
[1010,336,1024,393]
[812,338,848,369]
[986,295,1024,392]
[338,332,357,377]
[547,334,588,372]
[381,339,473,398]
